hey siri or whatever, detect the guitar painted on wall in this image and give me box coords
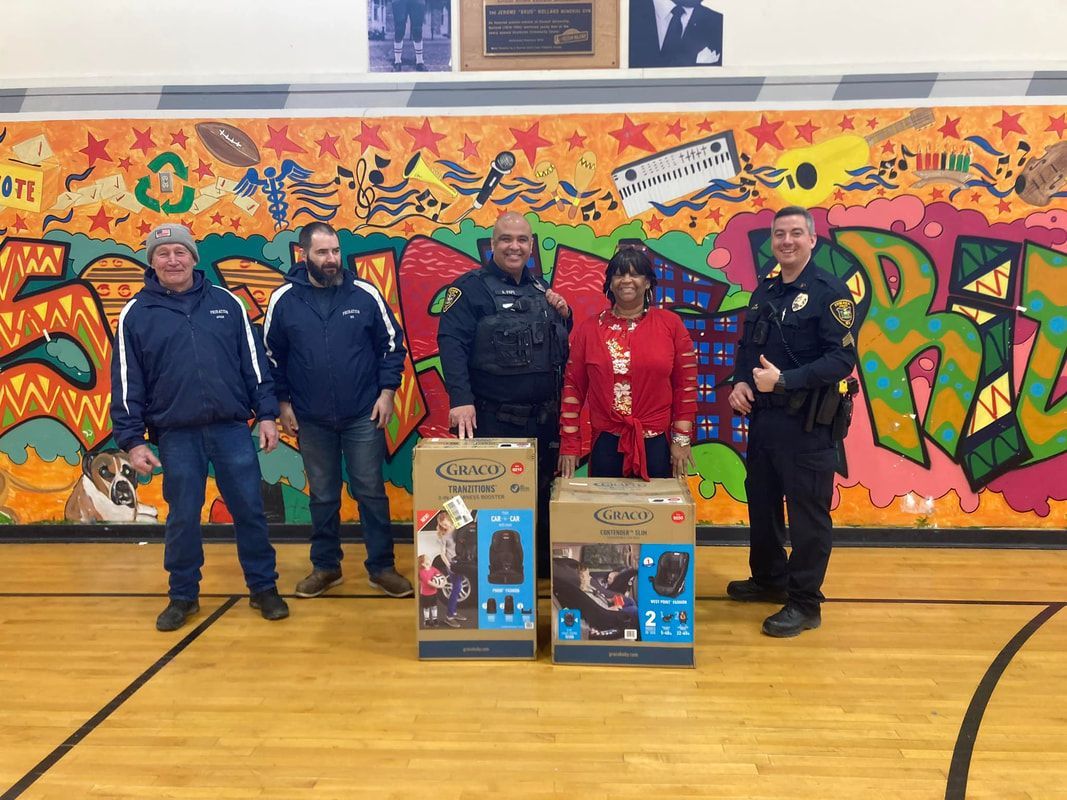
[774,108,935,206]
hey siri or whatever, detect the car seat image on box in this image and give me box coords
[649,551,689,597]
[552,556,639,640]
[488,529,524,584]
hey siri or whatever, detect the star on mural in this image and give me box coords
[833,189,846,202]
[746,114,785,152]
[665,120,685,140]
[118,157,133,172]
[697,118,715,133]
[565,130,587,150]
[131,127,156,155]
[510,121,554,165]
[138,220,153,235]
[88,206,113,233]
[608,115,655,156]
[794,119,819,144]
[994,111,1026,140]
[170,130,189,149]
[79,133,112,167]
[938,116,962,139]
[866,117,879,131]
[230,217,241,231]
[353,121,389,155]
[646,214,663,233]
[1046,113,1067,140]
[263,125,307,158]
[315,132,341,159]
[706,207,722,224]
[12,214,28,233]
[406,118,447,157]
[931,187,945,200]
[838,115,855,131]
[402,222,415,235]
[210,212,224,225]
[881,140,895,154]
[970,191,982,203]
[193,160,214,181]
[752,196,766,208]
[996,199,1012,213]
[459,134,480,160]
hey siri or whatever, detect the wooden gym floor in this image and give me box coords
[1,542,1065,800]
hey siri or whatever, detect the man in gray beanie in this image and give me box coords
[110,223,289,631]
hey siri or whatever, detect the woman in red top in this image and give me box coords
[557,247,697,480]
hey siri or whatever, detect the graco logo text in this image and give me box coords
[593,506,654,526]
[436,458,506,482]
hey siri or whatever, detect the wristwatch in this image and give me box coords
[774,374,786,394]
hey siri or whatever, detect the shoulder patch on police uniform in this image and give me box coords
[442,286,462,313]
[831,299,855,327]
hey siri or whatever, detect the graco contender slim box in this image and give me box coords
[413,438,538,660]
[550,477,696,667]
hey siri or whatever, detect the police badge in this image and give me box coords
[791,293,808,312]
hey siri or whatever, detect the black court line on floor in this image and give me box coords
[944,602,1065,800]
[0,596,239,800]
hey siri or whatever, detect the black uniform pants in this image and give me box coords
[744,407,836,613]
[474,400,559,577]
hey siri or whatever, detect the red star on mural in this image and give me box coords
[210,212,224,225]
[608,115,655,156]
[752,196,766,208]
[866,117,879,131]
[746,114,785,152]
[353,121,389,155]
[996,199,1012,213]
[459,134,480,160]
[646,214,663,233]
[402,222,415,235]
[970,191,982,203]
[405,118,447,157]
[193,160,214,181]
[994,111,1026,140]
[170,130,189,149]
[230,217,242,231]
[315,131,341,159]
[118,157,133,172]
[838,115,855,131]
[881,140,895,154]
[88,206,113,233]
[79,133,112,167]
[1046,113,1067,140]
[510,121,554,165]
[794,119,819,144]
[665,119,685,140]
[137,220,153,235]
[706,207,722,224]
[697,118,715,134]
[263,125,307,158]
[565,130,587,150]
[12,214,28,233]
[833,189,846,202]
[931,187,944,200]
[938,116,962,139]
[131,127,156,155]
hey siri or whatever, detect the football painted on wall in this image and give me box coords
[629,0,723,69]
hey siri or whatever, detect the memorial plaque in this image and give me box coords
[483,2,594,56]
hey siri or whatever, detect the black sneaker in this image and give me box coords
[415,63,428,72]
[726,578,789,604]
[762,603,821,638]
[156,599,199,632]
[249,587,290,621]
[393,62,402,72]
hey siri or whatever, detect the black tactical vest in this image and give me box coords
[470,267,569,376]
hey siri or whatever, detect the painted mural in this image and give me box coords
[0,106,1065,530]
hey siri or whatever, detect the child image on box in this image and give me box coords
[418,555,447,628]
[416,510,477,629]
[553,543,640,641]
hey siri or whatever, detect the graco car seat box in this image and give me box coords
[550,477,695,667]
[413,438,538,660]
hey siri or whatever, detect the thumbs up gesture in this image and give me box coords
[752,354,781,393]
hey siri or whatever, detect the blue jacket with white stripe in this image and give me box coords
[263,265,406,426]
[110,269,279,452]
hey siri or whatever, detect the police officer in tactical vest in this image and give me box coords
[437,212,572,574]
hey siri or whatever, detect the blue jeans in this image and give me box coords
[157,422,278,601]
[298,416,395,575]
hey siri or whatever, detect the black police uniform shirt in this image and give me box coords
[733,261,856,392]
[437,260,570,408]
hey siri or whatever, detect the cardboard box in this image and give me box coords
[413,438,538,660]
[550,477,696,667]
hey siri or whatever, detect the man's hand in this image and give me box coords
[545,289,571,319]
[728,381,756,415]
[752,354,781,393]
[127,444,161,476]
[370,389,396,430]
[558,453,577,479]
[259,419,279,453]
[278,401,299,437]
[449,404,477,439]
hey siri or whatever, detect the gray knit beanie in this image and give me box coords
[145,223,199,264]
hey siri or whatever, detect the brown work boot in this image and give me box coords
[294,568,344,598]
[368,567,414,598]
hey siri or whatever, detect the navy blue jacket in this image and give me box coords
[263,265,406,425]
[110,270,279,452]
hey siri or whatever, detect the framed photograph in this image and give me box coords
[628,0,723,69]
[368,0,454,73]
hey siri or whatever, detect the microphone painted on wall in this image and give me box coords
[452,151,516,223]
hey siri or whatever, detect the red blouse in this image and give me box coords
[560,307,698,480]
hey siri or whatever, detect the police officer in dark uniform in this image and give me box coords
[727,206,857,637]
[437,212,571,574]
